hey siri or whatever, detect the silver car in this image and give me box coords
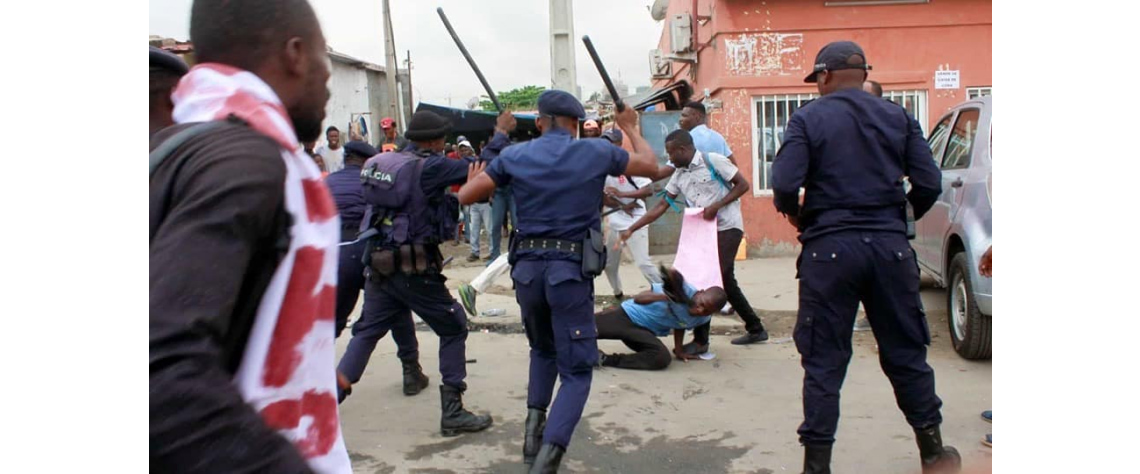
[915,96,992,360]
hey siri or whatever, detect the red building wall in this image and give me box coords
[652,0,991,255]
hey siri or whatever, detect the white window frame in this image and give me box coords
[967,86,992,100]
[750,94,818,196]
[750,89,929,196]
[884,89,929,135]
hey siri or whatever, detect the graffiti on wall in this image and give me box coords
[724,33,805,77]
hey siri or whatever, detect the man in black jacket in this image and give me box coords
[149,0,345,472]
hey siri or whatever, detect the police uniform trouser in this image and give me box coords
[512,259,596,449]
[795,231,943,445]
[338,271,468,389]
[693,228,766,343]
[335,239,419,362]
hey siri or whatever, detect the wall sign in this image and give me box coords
[935,70,960,89]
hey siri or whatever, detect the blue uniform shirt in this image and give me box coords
[326,164,366,230]
[621,283,711,337]
[480,131,511,163]
[771,88,942,242]
[484,128,629,259]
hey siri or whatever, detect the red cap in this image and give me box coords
[380,117,395,129]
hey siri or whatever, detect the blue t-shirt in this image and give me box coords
[620,283,712,337]
[484,128,629,258]
[689,124,733,158]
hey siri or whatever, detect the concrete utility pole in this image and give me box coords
[548,0,579,98]
[382,0,402,129]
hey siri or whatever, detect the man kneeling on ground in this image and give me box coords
[596,266,728,370]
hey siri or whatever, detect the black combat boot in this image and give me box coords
[401,358,429,396]
[915,425,962,474]
[527,444,565,474]
[523,408,547,465]
[802,443,832,474]
[439,385,493,437]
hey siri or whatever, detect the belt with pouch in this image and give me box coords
[369,244,443,277]
[514,230,606,278]
[516,238,582,255]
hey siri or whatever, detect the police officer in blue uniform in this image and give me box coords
[336,111,493,437]
[771,41,960,474]
[459,91,660,473]
[327,140,429,396]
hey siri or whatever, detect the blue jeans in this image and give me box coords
[489,187,518,261]
[459,204,470,242]
[467,202,492,257]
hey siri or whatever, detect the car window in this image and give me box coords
[941,108,981,169]
[926,115,954,166]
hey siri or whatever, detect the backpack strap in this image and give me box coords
[149,120,231,177]
[658,189,684,213]
[701,152,730,190]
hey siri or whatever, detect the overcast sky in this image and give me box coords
[149,0,665,107]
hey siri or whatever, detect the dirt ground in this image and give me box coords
[337,238,992,473]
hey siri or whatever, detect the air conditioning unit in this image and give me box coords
[670,13,692,54]
[649,49,672,79]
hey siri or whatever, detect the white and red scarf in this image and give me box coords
[172,64,351,473]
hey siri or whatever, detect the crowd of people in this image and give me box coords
[149,1,984,473]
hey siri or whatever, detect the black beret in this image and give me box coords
[537,89,586,120]
[404,111,452,141]
[150,46,189,75]
[344,140,379,158]
[601,128,624,144]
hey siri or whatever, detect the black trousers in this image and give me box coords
[795,231,943,445]
[596,307,671,370]
[693,228,765,344]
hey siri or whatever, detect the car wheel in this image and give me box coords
[947,252,991,360]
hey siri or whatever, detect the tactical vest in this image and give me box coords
[360,150,457,249]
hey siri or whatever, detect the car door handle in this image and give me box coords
[951,178,964,188]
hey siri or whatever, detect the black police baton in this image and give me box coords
[437,7,502,112]
[582,35,625,112]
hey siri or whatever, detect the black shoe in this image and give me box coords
[915,425,962,474]
[802,443,832,474]
[595,350,610,368]
[440,385,494,437]
[466,254,480,262]
[401,358,430,396]
[523,408,546,465]
[682,341,709,356]
[528,444,565,474]
[731,330,769,345]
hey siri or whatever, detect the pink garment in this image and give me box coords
[673,208,723,290]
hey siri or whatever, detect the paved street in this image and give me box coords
[337,254,993,473]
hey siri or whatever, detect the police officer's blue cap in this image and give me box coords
[601,129,624,144]
[150,45,189,75]
[344,140,379,158]
[804,41,871,83]
[537,90,586,120]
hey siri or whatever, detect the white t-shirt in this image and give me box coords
[604,175,653,231]
[315,145,345,173]
[664,151,744,232]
